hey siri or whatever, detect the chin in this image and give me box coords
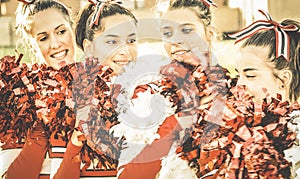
[64,56,75,64]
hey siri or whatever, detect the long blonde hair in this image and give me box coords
[15,0,72,64]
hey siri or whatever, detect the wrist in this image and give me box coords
[71,130,83,147]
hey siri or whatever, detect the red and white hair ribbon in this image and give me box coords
[229,10,299,61]
[201,0,217,8]
[89,0,122,28]
[18,0,35,4]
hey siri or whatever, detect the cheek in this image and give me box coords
[102,56,116,70]
[247,83,260,95]
[189,34,209,51]
[104,59,121,75]
[247,80,275,102]
[184,35,198,45]
[102,58,112,66]
[36,43,51,62]
[94,44,110,60]
[265,80,283,97]
[237,78,258,96]
[129,44,137,58]
[163,43,171,55]
[66,33,75,48]
[195,29,208,41]
[36,42,48,55]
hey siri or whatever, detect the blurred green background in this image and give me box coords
[0,46,32,63]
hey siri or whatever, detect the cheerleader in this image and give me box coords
[1,0,76,178]
[231,10,300,178]
[53,0,139,178]
[156,9,299,179]
[117,0,230,178]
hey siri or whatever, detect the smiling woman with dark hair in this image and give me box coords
[53,0,139,178]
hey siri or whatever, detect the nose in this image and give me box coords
[118,44,131,56]
[162,30,183,45]
[172,31,185,45]
[49,35,61,49]
[236,75,246,86]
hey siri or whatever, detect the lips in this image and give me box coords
[114,60,130,66]
[171,49,190,55]
[170,49,192,62]
[50,49,68,60]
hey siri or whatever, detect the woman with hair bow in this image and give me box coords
[230,10,300,178]
[1,0,138,178]
[1,0,76,178]
[148,9,299,179]
[174,9,300,179]
[121,5,300,179]
[116,0,231,178]
[52,0,139,178]
[155,9,300,179]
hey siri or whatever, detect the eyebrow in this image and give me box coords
[36,24,65,36]
[161,26,171,30]
[235,68,258,73]
[179,23,195,28]
[55,24,65,30]
[104,33,136,38]
[128,33,136,37]
[104,34,118,38]
[161,23,195,29]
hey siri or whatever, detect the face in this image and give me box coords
[161,8,210,66]
[235,46,286,104]
[31,8,75,70]
[86,14,137,75]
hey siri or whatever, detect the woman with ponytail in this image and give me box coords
[1,1,76,178]
[53,0,138,178]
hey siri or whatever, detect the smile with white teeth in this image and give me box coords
[114,61,129,66]
[172,50,190,55]
[51,50,68,60]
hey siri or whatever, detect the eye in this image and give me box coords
[246,75,256,78]
[127,38,136,44]
[57,29,66,35]
[182,27,192,34]
[162,30,172,38]
[244,72,256,79]
[106,40,117,45]
[39,35,48,42]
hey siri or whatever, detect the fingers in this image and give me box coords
[190,45,219,67]
[76,105,91,127]
[71,130,84,147]
[175,113,195,130]
[190,46,209,68]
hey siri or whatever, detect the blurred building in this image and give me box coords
[0,0,299,46]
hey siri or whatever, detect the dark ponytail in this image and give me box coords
[241,19,300,102]
[75,4,94,50]
[169,0,212,26]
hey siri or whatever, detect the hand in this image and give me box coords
[175,113,195,130]
[71,105,91,147]
[189,46,210,68]
[27,120,50,142]
[70,130,84,147]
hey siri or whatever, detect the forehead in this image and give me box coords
[99,14,136,36]
[236,45,271,68]
[31,8,70,35]
[161,8,202,26]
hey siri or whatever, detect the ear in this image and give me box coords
[206,25,216,43]
[279,69,293,88]
[83,39,93,56]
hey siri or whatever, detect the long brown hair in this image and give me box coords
[241,19,300,102]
